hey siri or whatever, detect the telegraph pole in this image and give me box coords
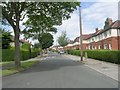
[79,4,83,61]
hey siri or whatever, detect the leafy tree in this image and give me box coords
[33,43,41,49]
[23,2,79,40]
[32,33,53,49]
[58,31,68,47]
[40,33,54,49]
[2,29,12,49]
[33,33,53,55]
[2,2,27,68]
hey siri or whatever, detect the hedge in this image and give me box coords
[67,50,120,64]
[2,48,39,62]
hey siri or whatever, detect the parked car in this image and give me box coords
[58,50,64,55]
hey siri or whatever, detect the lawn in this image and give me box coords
[1,60,39,76]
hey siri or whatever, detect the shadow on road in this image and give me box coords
[21,54,83,73]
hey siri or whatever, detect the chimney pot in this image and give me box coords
[95,28,99,33]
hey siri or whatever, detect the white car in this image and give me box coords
[59,51,64,54]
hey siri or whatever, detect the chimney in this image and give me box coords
[95,28,99,33]
[108,18,113,25]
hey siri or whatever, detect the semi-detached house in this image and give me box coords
[69,18,120,50]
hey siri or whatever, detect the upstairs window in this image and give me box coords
[104,32,107,38]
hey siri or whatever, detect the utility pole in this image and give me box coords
[79,4,83,61]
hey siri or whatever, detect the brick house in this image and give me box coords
[73,34,92,50]
[64,40,74,50]
[72,18,120,50]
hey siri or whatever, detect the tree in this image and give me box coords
[40,33,54,49]
[2,2,27,69]
[22,2,79,40]
[1,29,12,49]
[58,31,68,47]
[23,2,79,53]
[33,33,54,54]
[2,2,79,69]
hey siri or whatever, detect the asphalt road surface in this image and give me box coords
[2,53,118,88]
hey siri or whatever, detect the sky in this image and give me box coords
[2,1,119,45]
[53,1,118,45]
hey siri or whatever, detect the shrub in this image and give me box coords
[67,50,120,64]
[2,48,39,62]
[2,30,12,49]
[21,42,30,51]
[2,48,14,61]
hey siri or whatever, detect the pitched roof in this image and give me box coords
[74,34,92,42]
[86,20,120,39]
[111,20,120,28]
[74,19,120,41]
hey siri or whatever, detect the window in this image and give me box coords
[104,32,107,38]
[88,45,91,50]
[98,45,101,49]
[109,30,111,36]
[104,44,108,49]
[95,36,98,41]
[98,35,100,40]
[92,46,95,50]
[109,44,112,50]
[92,38,94,42]
[88,39,91,43]
[94,46,96,50]
[100,34,103,40]
[118,29,120,36]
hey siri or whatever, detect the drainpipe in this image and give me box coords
[117,28,120,50]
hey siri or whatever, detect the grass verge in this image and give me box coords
[0,61,14,66]
[0,60,39,76]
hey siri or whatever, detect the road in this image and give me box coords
[2,53,118,88]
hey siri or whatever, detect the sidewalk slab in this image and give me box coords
[64,54,118,81]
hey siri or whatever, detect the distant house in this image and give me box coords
[64,40,74,50]
[10,37,32,47]
[51,45,61,51]
[66,18,120,50]
[73,34,92,50]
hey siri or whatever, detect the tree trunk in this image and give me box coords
[14,18,21,69]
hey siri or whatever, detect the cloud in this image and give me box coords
[82,2,118,33]
[53,10,80,44]
[53,2,118,45]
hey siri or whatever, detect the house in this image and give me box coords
[73,34,92,50]
[51,45,62,51]
[64,40,74,50]
[10,37,32,47]
[71,18,120,50]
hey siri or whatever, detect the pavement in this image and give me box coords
[63,54,118,81]
[2,53,118,88]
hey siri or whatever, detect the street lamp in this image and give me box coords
[79,4,83,61]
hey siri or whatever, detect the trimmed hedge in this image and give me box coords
[67,50,120,64]
[2,48,39,62]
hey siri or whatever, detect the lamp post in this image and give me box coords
[79,4,83,61]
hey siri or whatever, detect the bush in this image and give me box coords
[2,48,14,61]
[2,47,39,62]
[21,42,30,50]
[67,50,120,64]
